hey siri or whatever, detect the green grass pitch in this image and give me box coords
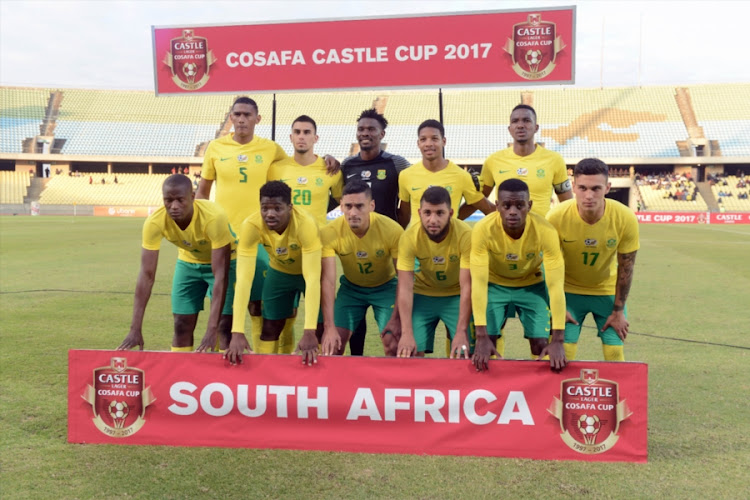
[1,216,748,498]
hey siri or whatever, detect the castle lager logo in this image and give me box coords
[548,369,632,454]
[82,357,155,437]
[163,29,216,91]
[504,14,566,80]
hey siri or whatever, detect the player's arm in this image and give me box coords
[397,174,412,228]
[323,155,341,176]
[538,230,567,371]
[226,224,260,364]
[470,227,499,370]
[296,247,323,365]
[459,196,496,220]
[196,179,213,200]
[603,250,638,340]
[382,257,401,334]
[319,256,340,355]
[397,201,411,228]
[118,249,159,350]
[196,244,231,353]
[395,269,416,357]
[196,148,215,199]
[553,159,573,202]
[450,268,472,359]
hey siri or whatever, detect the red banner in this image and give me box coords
[69,350,647,462]
[152,9,575,94]
[708,212,750,224]
[636,212,708,224]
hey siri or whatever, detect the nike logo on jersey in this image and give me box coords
[339,252,351,257]
[498,169,511,174]
[411,187,421,191]
[346,173,358,179]
[563,239,577,243]
[220,157,231,161]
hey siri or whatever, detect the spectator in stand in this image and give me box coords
[89,176,93,185]
[114,175,119,184]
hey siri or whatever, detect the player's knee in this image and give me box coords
[261,319,284,341]
[528,337,548,356]
[248,301,262,316]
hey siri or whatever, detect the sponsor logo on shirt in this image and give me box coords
[536,168,545,178]
[315,177,324,186]
[297,177,308,185]
[237,155,248,163]
[356,251,368,259]
[290,243,300,251]
[517,168,528,176]
[585,239,598,247]
[376,249,385,258]
[449,254,459,262]
[526,252,535,260]
[255,155,263,164]
[275,247,288,255]
[433,256,445,264]
[506,253,519,261]
[361,171,372,179]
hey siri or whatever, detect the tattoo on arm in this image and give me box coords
[615,251,637,309]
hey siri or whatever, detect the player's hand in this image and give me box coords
[320,326,341,356]
[324,155,341,176]
[382,317,402,342]
[294,329,319,365]
[602,310,629,340]
[472,331,500,372]
[118,329,144,351]
[196,327,218,353]
[565,310,579,325]
[397,331,417,358]
[381,329,399,356]
[224,333,252,365]
[450,330,471,359]
[538,340,567,373]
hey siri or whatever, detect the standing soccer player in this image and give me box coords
[470,178,567,372]
[226,181,322,365]
[396,186,473,358]
[268,115,343,226]
[118,175,236,352]
[319,180,403,357]
[340,108,410,355]
[398,120,495,227]
[546,158,639,361]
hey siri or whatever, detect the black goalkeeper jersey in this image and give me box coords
[341,151,410,222]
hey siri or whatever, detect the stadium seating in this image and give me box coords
[637,179,708,212]
[39,173,168,206]
[0,170,31,204]
[689,84,750,157]
[0,87,49,153]
[711,175,750,211]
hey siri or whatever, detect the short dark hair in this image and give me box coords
[574,158,609,179]
[357,109,388,130]
[497,178,530,198]
[418,119,444,137]
[293,114,317,132]
[163,173,193,193]
[233,96,259,113]
[341,179,372,198]
[260,181,292,204]
[511,104,537,122]
[421,186,451,207]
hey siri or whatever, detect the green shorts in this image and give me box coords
[261,267,305,321]
[171,259,236,316]
[485,281,550,339]
[565,292,625,346]
[251,244,269,302]
[412,293,475,354]
[334,277,396,333]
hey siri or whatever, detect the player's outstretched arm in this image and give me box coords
[460,197,496,220]
[323,155,341,176]
[295,329,320,366]
[382,258,402,338]
[450,269,472,359]
[119,249,159,350]
[538,329,567,372]
[396,270,417,358]
[320,257,341,355]
[225,332,252,365]
[602,250,637,340]
[197,245,231,353]
[471,325,499,371]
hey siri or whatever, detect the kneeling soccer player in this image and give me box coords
[319,180,403,356]
[470,178,567,372]
[396,186,474,358]
[546,158,639,361]
[226,181,322,365]
[118,174,235,352]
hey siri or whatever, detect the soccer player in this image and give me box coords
[268,115,343,226]
[465,104,572,219]
[226,181,322,365]
[340,108,410,355]
[118,174,235,352]
[546,158,639,361]
[398,119,495,227]
[198,97,338,354]
[470,178,567,372]
[319,180,403,357]
[396,186,473,358]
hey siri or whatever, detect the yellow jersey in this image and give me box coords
[397,219,471,297]
[470,212,565,329]
[232,208,321,331]
[142,200,236,264]
[321,212,402,287]
[480,146,568,217]
[201,133,288,231]
[398,160,484,224]
[547,199,640,295]
[268,156,343,226]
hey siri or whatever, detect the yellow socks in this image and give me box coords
[170,345,194,352]
[277,318,295,354]
[492,336,505,358]
[250,315,263,351]
[603,344,625,361]
[255,339,279,354]
[564,343,578,360]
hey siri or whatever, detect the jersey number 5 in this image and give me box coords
[239,167,247,183]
